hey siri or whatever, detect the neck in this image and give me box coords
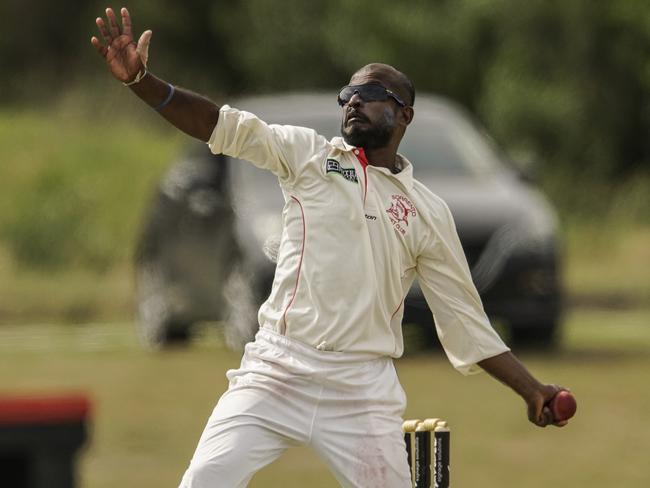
[363,146,398,170]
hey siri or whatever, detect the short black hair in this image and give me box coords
[352,63,415,106]
[400,71,415,106]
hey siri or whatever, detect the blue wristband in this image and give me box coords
[154,83,175,111]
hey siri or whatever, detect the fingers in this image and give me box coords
[121,7,133,37]
[527,403,545,427]
[528,399,569,427]
[527,390,554,427]
[524,384,573,428]
[90,36,108,58]
[529,408,553,427]
[93,7,137,58]
[541,405,554,426]
[106,8,121,39]
[95,17,112,45]
[96,7,133,43]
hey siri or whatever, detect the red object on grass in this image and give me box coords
[549,390,577,422]
[0,394,91,425]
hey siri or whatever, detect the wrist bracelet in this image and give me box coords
[154,83,175,111]
[123,69,148,86]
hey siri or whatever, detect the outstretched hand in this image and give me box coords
[89,6,220,141]
[91,7,151,83]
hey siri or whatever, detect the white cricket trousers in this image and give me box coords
[178,328,411,487]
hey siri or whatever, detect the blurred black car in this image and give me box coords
[135,93,562,350]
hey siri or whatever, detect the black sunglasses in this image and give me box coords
[337,83,407,107]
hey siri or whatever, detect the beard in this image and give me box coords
[341,107,395,150]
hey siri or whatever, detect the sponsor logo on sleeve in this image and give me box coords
[325,159,358,183]
[386,194,417,235]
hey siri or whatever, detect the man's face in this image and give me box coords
[340,97,396,150]
[339,70,407,150]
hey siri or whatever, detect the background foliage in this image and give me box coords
[2,0,648,180]
[0,0,648,320]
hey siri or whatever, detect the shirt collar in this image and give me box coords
[330,137,414,191]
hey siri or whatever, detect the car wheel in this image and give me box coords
[135,264,192,349]
[509,320,559,349]
[222,264,260,351]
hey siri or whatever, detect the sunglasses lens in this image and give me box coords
[338,84,388,105]
[361,85,387,101]
[338,86,356,105]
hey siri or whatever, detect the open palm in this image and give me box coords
[91,7,151,83]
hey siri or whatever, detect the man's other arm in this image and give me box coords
[478,352,567,427]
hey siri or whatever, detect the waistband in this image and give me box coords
[255,327,383,367]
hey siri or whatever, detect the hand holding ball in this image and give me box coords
[549,390,577,422]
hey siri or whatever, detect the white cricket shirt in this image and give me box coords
[209,105,509,374]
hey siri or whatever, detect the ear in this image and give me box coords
[399,106,414,126]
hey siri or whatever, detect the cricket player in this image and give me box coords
[92,8,570,487]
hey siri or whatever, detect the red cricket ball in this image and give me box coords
[550,390,577,422]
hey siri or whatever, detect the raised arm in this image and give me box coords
[91,7,219,141]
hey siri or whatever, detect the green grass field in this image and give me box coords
[1,309,649,487]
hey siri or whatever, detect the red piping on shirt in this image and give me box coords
[390,299,404,321]
[281,196,306,335]
[391,266,416,321]
[354,148,369,205]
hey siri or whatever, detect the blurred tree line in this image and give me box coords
[1,0,648,181]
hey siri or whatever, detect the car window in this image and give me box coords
[402,114,502,177]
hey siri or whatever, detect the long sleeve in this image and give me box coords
[207,105,328,187]
[416,200,509,375]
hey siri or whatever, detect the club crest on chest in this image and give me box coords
[386,194,417,235]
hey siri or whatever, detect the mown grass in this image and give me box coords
[0,309,649,488]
